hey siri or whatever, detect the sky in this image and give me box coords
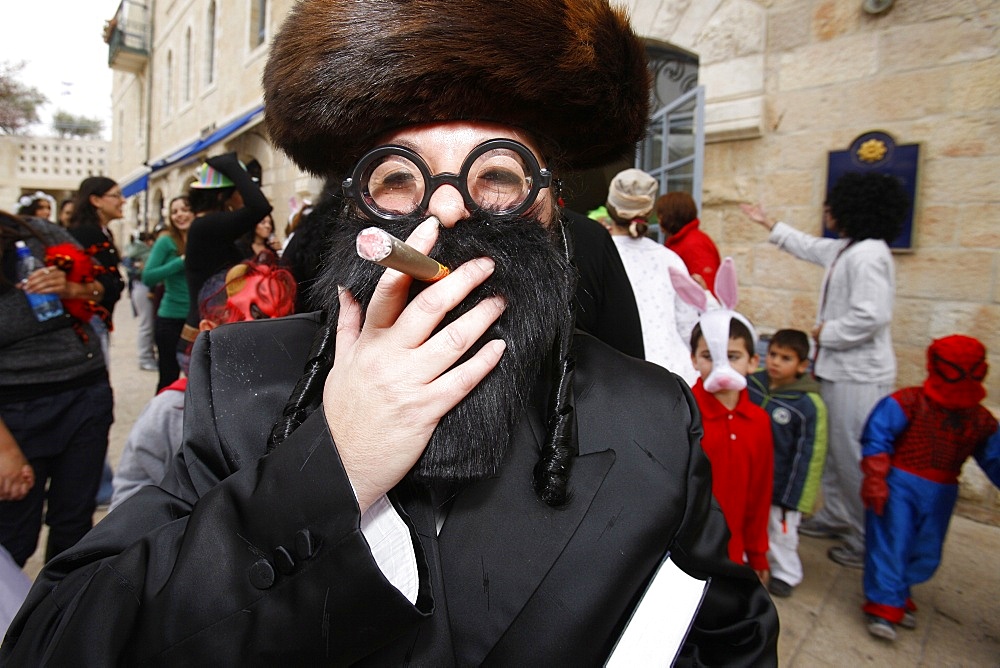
[1,1,118,138]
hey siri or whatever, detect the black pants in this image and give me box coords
[0,381,114,565]
[154,316,186,392]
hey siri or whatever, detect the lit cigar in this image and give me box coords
[356,224,450,282]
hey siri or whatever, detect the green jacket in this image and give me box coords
[748,371,828,513]
[142,235,189,320]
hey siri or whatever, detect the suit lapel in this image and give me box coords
[436,401,614,666]
[383,480,457,666]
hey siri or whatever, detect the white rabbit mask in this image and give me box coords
[669,257,757,393]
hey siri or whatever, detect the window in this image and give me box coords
[636,42,704,242]
[637,86,705,242]
[250,0,267,49]
[183,28,192,103]
[206,2,216,85]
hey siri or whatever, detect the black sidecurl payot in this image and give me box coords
[266,306,338,452]
[532,321,577,507]
[532,221,578,507]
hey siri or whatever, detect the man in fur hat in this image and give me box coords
[2,0,777,664]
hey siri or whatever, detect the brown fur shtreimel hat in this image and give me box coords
[263,0,651,178]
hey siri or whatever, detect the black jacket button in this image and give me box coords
[274,546,296,575]
[249,559,275,589]
[295,529,315,560]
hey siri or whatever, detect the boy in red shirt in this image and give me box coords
[690,317,774,583]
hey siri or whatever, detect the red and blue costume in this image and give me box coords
[860,335,1000,625]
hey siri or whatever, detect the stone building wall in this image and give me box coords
[108,0,304,229]
[627,0,999,509]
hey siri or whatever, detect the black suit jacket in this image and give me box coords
[3,313,777,666]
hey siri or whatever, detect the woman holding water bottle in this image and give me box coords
[0,210,113,567]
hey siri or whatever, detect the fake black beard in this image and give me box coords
[314,207,576,484]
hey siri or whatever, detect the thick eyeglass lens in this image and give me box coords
[348,139,549,220]
[466,148,533,212]
[364,155,426,216]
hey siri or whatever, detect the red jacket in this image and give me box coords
[692,379,774,570]
[665,219,721,294]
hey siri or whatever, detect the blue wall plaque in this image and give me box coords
[824,131,919,251]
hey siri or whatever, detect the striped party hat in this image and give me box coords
[190,162,236,189]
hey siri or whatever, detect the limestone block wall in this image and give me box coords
[637,0,999,509]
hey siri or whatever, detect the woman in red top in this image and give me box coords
[657,192,721,293]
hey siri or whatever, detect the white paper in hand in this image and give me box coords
[605,554,709,667]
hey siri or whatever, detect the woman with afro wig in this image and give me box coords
[740,171,910,572]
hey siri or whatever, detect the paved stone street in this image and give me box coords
[23,305,1000,665]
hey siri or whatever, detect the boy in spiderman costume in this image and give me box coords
[860,334,1000,641]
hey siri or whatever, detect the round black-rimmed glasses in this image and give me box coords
[342,138,552,222]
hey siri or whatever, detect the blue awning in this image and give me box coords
[121,173,148,198]
[116,104,264,199]
[147,104,265,173]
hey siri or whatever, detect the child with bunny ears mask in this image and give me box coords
[672,257,759,394]
[673,258,775,582]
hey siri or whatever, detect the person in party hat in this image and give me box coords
[178,151,271,368]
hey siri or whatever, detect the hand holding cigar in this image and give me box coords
[356,219,451,282]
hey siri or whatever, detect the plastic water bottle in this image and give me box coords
[14,241,64,322]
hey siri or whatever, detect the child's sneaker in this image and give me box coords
[866,615,896,641]
[898,611,917,630]
[828,545,865,569]
[767,578,793,598]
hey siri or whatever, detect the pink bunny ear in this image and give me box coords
[669,266,708,311]
[714,257,739,310]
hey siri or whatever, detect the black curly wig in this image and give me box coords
[827,172,910,242]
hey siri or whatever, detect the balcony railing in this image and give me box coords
[105,0,150,74]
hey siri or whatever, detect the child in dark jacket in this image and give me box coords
[859,334,1000,642]
[748,329,827,598]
